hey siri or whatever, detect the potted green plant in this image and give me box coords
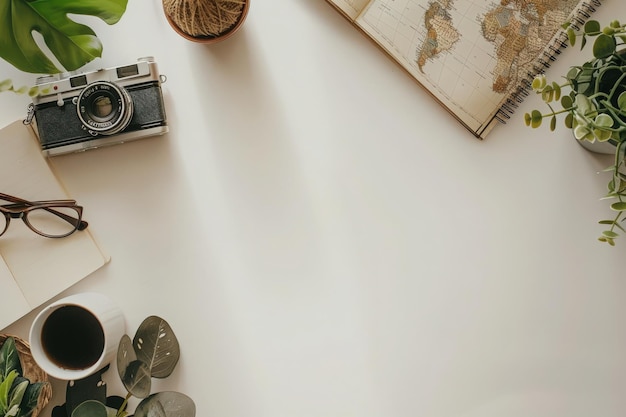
[525,19,626,246]
[0,335,50,417]
[0,0,128,95]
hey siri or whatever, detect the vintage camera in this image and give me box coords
[26,57,168,156]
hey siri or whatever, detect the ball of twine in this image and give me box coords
[163,0,245,37]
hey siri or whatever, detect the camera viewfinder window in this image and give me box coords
[70,76,88,88]
[117,65,139,78]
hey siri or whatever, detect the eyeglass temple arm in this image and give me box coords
[0,193,88,230]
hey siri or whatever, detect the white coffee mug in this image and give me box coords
[29,292,125,380]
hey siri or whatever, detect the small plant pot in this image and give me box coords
[163,0,250,44]
[576,136,618,155]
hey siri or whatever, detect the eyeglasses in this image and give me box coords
[0,192,88,238]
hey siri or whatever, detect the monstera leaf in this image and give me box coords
[0,0,128,74]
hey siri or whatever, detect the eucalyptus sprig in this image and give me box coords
[524,19,626,245]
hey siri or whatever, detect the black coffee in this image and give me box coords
[41,305,105,370]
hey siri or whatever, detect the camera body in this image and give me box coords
[29,57,168,156]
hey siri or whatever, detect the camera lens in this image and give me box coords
[76,81,133,135]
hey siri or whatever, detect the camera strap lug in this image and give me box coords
[23,103,35,125]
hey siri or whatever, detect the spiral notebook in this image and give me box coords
[325,0,603,138]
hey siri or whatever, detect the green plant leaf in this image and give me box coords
[121,359,151,399]
[592,33,616,59]
[133,392,196,417]
[551,82,561,101]
[117,335,136,382]
[584,20,601,34]
[567,27,576,46]
[531,75,546,91]
[0,0,128,74]
[71,400,108,417]
[7,379,28,413]
[602,230,619,238]
[594,113,613,127]
[608,178,616,193]
[564,112,573,128]
[566,67,579,82]
[618,92,626,112]
[610,202,626,211]
[541,84,553,102]
[530,110,543,128]
[133,316,180,379]
[561,94,573,109]
[0,338,22,381]
[19,381,45,417]
[0,370,19,412]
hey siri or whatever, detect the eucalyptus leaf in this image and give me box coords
[531,75,546,91]
[602,230,619,238]
[611,202,626,211]
[0,0,128,74]
[133,316,180,378]
[551,82,561,101]
[71,400,108,417]
[618,92,626,111]
[592,33,616,59]
[561,94,573,109]
[584,20,601,34]
[121,360,151,399]
[530,110,542,128]
[133,392,196,417]
[564,112,573,129]
[567,27,576,46]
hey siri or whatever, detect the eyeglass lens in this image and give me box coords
[0,206,81,237]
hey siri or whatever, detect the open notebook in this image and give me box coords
[0,120,109,331]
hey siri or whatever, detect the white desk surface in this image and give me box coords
[1,1,625,416]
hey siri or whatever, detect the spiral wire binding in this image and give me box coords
[493,0,603,126]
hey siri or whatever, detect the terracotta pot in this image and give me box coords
[163,0,250,44]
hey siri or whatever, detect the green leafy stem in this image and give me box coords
[524,19,626,245]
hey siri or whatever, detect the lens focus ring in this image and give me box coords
[76,81,133,135]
